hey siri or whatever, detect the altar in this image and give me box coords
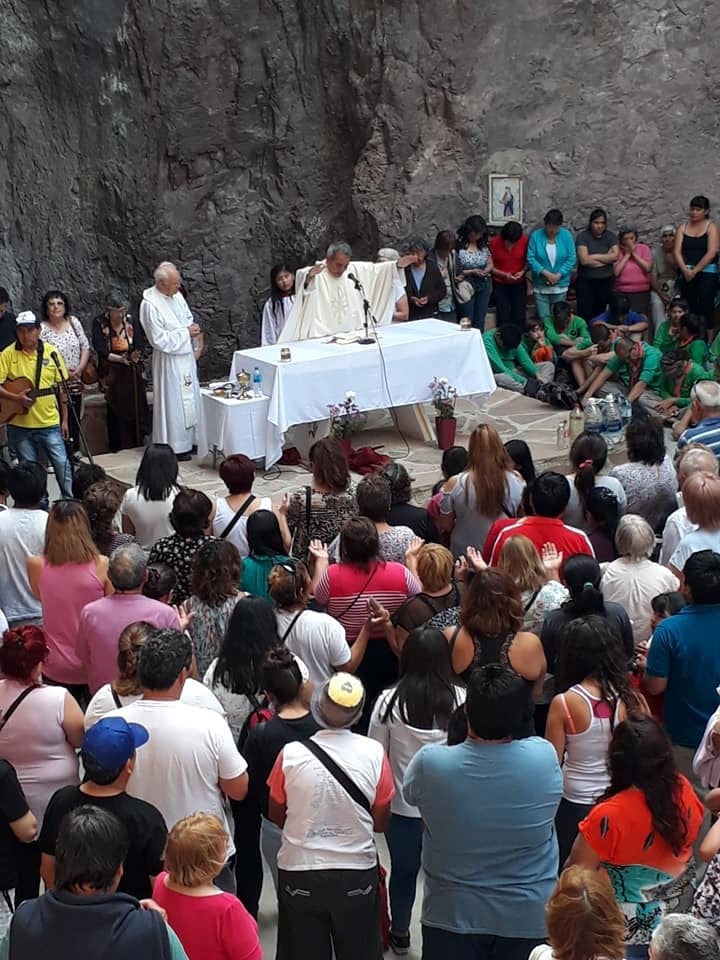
[226,319,494,466]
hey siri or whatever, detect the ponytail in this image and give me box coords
[570,433,609,510]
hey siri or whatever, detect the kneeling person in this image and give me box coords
[583,336,664,410]
[483,324,555,393]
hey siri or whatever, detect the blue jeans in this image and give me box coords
[422,926,544,960]
[7,424,73,498]
[386,813,423,934]
[533,289,568,323]
[458,280,491,331]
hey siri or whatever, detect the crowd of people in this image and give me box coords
[3,196,720,959]
[0,414,718,959]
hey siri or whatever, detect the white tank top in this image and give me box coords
[212,496,271,558]
[561,684,621,804]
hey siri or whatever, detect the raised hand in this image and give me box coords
[541,542,563,576]
[308,539,329,561]
[465,546,487,572]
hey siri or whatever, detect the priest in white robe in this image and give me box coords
[278,241,418,342]
[139,261,201,460]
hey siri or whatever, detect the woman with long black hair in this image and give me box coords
[120,443,180,550]
[203,595,280,916]
[260,264,295,345]
[368,627,466,956]
[239,510,291,600]
[540,554,634,683]
[564,432,626,530]
[568,714,703,957]
[546,616,648,866]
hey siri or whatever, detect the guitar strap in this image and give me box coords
[34,339,44,392]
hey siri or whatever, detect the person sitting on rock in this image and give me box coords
[483,324,555,393]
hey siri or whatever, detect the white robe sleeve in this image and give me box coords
[277,266,315,343]
[261,299,278,346]
[140,300,192,355]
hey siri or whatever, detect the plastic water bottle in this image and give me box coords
[584,399,604,434]
[568,404,585,444]
[603,395,622,435]
[252,366,263,398]
[618,393,632,428]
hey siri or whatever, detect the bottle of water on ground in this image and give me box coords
[584,399,604,434]
[253,366,263,397]
[569,404,585,444]
[603,395,622,436]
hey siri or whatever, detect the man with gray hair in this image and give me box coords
[139,261,201,460]
[77,543,180,694]
[675,379,720,458]
[651,914,720,960]
[660,444,720,565]
[279,241,418,341]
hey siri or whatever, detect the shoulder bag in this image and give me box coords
[69,317,99,386]
[0,685,39,732]
[219,494,256,540]
[449,251,474,305]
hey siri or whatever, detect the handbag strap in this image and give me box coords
[0,685,39,732]
[303,738,372,815]
[334,564,379,621]
[219,494,256,540]
[523,587,542,613]
[280,610,304,643]
[110,687,122,709]
[304,486,312,539]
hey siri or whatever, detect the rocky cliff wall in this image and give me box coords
[1,0,718,375]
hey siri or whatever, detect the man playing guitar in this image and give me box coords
[0,311,73,497]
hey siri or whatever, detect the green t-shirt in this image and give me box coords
[659,362,708,408]
[654,322,707,365]
[606,343,664,391]
[483,330,537,384]
[543,314,589,348]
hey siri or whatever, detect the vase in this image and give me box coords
[339,437,353,459]
[435,417,457,450]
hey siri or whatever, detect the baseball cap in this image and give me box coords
[15,311,37,327]
[82,717,149,771]
[311,673,366,730]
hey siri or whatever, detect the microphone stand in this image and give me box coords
[349,274,376,345]
[50,351,95,466]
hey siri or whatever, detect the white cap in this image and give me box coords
[16,311,37,326]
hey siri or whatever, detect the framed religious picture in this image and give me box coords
[488,174,523,225]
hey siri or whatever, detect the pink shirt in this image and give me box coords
[614,242,652,293]
[315,561,420,643]
[39,559,105,684]
[78,594,180,694]
[152,873,262,960]
[0,680,78,822]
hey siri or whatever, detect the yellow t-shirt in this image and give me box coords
[0,342,68,429]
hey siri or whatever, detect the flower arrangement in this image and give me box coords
[428,376,457,419]
[328,390,367,438]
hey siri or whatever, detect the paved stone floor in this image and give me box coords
[94,387,585,501]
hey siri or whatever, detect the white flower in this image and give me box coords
[345,390,356,401]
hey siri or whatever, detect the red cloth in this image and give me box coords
[488,515,595,565]
[347,445,393,475]
[152,873,262,960]
[489,234,529,284]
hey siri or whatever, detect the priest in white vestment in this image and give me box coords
[139,261,202,460]
[278,241,418,342]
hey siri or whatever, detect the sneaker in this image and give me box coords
[389,932,410,956]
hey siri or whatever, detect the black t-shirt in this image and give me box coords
[0,760,30,890]
[0,311,16,352]
[388,503,440,543]
[540,601,634,676]
[40,787,167,899]
[244,714,320,816]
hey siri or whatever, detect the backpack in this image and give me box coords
[237,692,274,751]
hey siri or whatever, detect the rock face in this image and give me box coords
[1,0,718,375]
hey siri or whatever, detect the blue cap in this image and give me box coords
[82,717,149,771]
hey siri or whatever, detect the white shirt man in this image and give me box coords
[139,261,201,458]
[278,241,416,342]
[659,446,719,566]
[107,629,247,892]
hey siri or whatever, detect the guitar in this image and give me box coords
[0,377,59,424]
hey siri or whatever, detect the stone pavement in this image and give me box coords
[93,387,584,501]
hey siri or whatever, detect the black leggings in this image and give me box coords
[231,796,262,917]
[575,275,614,323]
[493,282,527,330]
[678,271,718,331]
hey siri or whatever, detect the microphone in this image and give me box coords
[50,350,61,367]
[347,272,362,291]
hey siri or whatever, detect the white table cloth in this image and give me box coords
[196,390,269,461]
[230,318,494,466]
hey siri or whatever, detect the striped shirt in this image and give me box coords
[315,561,420,643]
[676,417,720,458]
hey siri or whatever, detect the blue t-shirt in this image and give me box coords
[403,737,562,938]
[590,309,646,327]
[646,604,720,749]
